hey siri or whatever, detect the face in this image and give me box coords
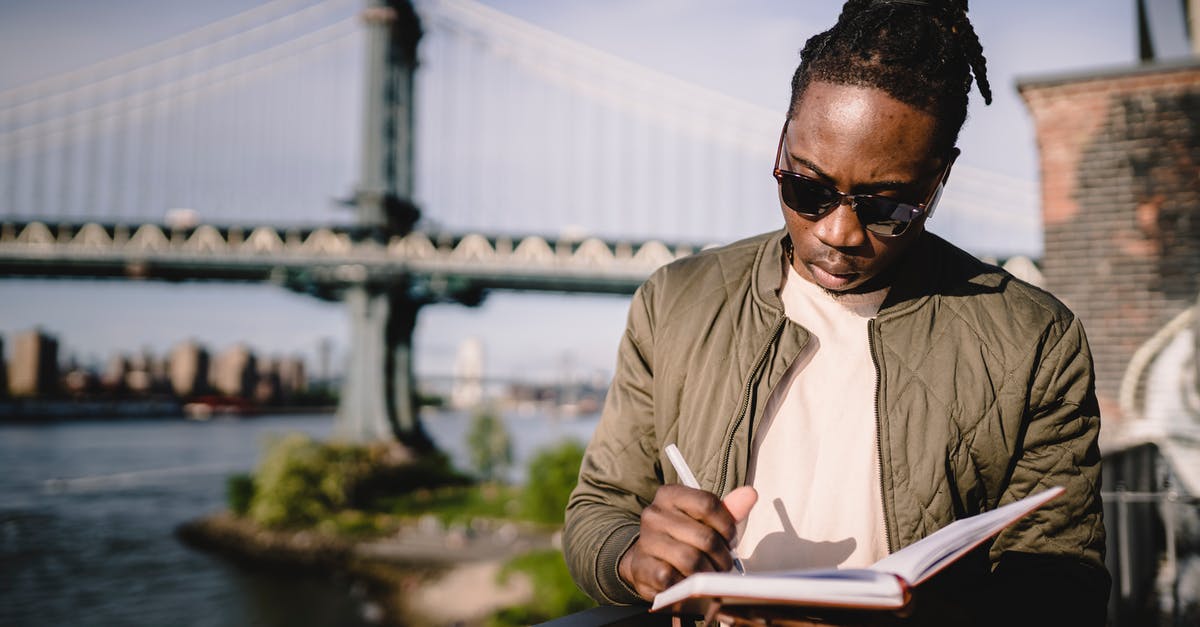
[780,81,953,294]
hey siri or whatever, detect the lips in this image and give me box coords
[808,262,859,291]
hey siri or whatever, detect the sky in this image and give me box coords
[0,0,1142,382]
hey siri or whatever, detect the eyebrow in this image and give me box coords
[787,154,915,194]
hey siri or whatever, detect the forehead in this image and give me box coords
[787,81,942,178]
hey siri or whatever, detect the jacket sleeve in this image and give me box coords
[563,280,664,605]
[987,313,1109,622]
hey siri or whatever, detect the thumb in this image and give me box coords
[722,486,758,522]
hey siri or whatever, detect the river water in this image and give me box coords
[0,411,599,627]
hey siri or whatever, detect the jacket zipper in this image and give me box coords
[868,318,895,554]
[716,315,787,498]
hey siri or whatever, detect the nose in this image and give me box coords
[814,198,867,249]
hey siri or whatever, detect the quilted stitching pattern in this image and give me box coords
[563,231,1106,606]
[874,255,1102,569]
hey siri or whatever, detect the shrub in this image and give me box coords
[247,433,371,529]
[244,434,473,530]
[348,451,472,510]
[466,407,513,482]
[378,483,519,525]
[226,473,255,516]
[521,440,585,525]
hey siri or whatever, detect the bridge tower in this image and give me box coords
[337,0,438,449]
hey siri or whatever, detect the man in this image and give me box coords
[564,0,1108,624]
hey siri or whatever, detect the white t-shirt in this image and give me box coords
[736,261,890,573]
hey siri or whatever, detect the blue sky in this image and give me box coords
[0,0,1139,381]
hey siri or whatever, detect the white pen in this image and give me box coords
[664,443,747,575]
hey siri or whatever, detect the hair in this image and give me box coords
[789,0,991,153]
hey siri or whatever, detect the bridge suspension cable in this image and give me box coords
[0,0,354,108]
[412,0,1039,250]
[0,0,362,226]
[0,0,1041,254]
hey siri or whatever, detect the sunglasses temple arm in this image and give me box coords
[923,181,945,220]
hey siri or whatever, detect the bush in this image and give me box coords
[226,473,255,516]
[491,550,595,626]
[466,407,513,482]
[378,483,520,525]
[521,440,585,525]
[244,433,473,530]
[248,433,371,529]
[349,452,473,510]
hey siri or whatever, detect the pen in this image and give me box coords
[664,443,747,575]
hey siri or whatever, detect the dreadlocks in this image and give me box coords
[789,0,991,152]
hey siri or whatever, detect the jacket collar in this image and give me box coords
[879,232,938,316]
[751,229,790,313]
[752,228,987,318]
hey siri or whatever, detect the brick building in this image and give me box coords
[1019,60,1200,425]
[1022,58,1200,625]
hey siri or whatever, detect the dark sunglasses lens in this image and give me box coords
[779,172,922,237]
[856,197,916,236]
[780,175,838,216]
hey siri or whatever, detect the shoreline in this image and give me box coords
[177,511,556,626]
[0,399,335,421]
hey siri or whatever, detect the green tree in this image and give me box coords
[521,440,585,525]
[247,433,369,528]
[466,406,513,482]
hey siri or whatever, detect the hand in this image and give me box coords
[618,484,757,600]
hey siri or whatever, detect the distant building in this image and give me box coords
[8,329,59,398]
[451,337,485,409]
[210,344,257,398]
[0,336,8,399]
[147,352,169,392]
[101,354,129,391]
[168,341,210,397]
[254,358,281,405]
[277,356,307,398]
[125,351,153,394]
[62,368,98,397]
[316,338,333,388]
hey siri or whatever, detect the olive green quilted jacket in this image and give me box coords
[563,229,1106,611]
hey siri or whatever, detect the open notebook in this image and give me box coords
[651,487,1063,618]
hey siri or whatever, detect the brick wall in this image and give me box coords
[1020,62,1200,423]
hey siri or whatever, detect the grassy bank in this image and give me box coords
[187,422,595,626]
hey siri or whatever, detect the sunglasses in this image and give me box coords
[772,121,950,237]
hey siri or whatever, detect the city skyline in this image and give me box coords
[0,326,314,396]
[0,325,318,374]
[0,0,1139,381]
[0,322,598,388]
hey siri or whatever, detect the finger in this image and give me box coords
[656,485,739,542]
[722,486,758,522]
[643,525,730,577]
[642,505,733,573]
[629,550,685,598]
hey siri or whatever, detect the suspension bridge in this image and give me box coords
[0,0,1041,446]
